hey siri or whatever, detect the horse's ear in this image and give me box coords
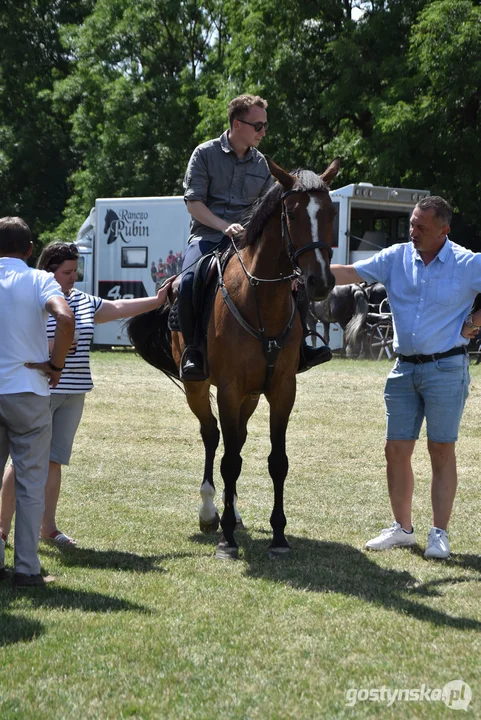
[320,157,341,186]
[265,156,295,191]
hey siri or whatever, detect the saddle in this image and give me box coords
[168,246,232,336]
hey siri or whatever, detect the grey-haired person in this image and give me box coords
[331,196,481,559]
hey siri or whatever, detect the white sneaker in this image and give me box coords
[424,527,450,559]
[366,521,416,551]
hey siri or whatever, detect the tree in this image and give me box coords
[53,0,220,238]
[0,0,93,238]
[373,0,481,239]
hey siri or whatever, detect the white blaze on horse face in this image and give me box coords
[307,194,328,284]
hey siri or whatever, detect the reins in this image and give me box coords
[217,187,333,393]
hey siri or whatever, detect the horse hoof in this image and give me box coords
[199,512,220,534]
[267,546,291,560]
[235,519,246,530]
[215,540,239,560]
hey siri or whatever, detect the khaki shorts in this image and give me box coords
[50,393,86,465]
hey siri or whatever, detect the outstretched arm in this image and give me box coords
[331,264,363,286]
[94,277,174,324]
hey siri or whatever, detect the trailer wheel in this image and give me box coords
[369,319,395,360]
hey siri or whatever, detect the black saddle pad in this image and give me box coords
[168,299,180,332]
[168,246,232,335]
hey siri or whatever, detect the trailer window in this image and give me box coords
[397,216,409,240]
[331,201,339,248]
[121,247,148,268]
[76,256,85,281]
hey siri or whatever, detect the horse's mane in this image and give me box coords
[238,169,329,249]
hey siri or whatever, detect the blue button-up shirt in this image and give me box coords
[354,240,481,355]
[183,130,274,243]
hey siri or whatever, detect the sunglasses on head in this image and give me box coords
[237,119,269,132]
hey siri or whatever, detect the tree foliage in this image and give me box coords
[0,0,93,236]
[0,0,480,246]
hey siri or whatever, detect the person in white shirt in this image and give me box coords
[0,241,172,547]
[0,218,74,587]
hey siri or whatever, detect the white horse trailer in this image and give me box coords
[74,184,429,348]
[74,197,191,347]
[320,183,430,350]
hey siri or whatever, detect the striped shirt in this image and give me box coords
[47,289,103,394]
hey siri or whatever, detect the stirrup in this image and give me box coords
[180,347,208,382]
[297,343,332,373]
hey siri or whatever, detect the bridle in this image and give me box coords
[281,188,333,278]
[230,187,334,287]
[216,186,334,393]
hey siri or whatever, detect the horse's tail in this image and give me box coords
[344,285,369,349]
[125,305,179,379]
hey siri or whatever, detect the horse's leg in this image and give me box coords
[266,379,296,555]
[184,383,221,533]
[215,391,244,559]
[306,309,317,347]
[323,322,330,346]
[222,394,260,529]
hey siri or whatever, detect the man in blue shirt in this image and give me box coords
[331,196,481,559]
[179,94,332,380]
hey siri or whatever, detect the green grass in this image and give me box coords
[0,352,480,719]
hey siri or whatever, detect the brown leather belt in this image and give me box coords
[399,347,467,364]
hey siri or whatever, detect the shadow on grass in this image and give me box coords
[191,530,481,631]
[39,545,165,573]
[38,545,199,572]
[0,612,44,646]
[0,582,150,647]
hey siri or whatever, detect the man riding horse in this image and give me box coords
[178,93,332,380]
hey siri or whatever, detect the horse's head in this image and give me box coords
[104,209,120,244]
[267,157,340,301]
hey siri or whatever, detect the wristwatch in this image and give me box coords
[48,360,64,372]
[465,313,481,330]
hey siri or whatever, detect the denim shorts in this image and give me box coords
[384,354,470,442]
[49,393,86,465]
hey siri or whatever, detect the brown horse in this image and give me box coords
[127,157,340,559]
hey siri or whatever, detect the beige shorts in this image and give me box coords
[50,393,86,465]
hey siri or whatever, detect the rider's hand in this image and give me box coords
[224,223,245,239]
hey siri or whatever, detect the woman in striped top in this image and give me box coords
[0,242,172,545]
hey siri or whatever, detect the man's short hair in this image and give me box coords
[37,241,79,272]
[0,216,32,255]
[228,94,268,127]
[417,196,452,226]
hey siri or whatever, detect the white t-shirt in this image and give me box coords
[47,288,103,394]
[0,257,63,395]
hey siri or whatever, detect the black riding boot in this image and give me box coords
[177,279,207,381]
[296,288,332,373]
[297,342,332,373]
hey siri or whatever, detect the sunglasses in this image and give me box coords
[237,119,269,132]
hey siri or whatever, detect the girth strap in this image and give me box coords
[215,252,298,393]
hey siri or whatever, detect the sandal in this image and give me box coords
[42,530,77,546]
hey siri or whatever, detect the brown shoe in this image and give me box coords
[13,573,56,588]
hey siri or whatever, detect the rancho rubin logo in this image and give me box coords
[104,208,150,245]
